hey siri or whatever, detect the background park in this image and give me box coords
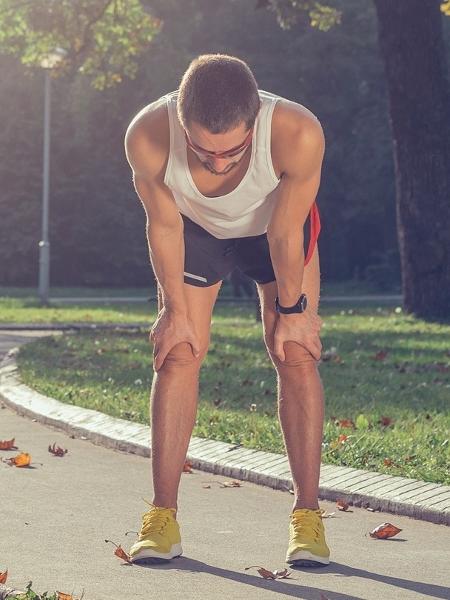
[0,2,449,598]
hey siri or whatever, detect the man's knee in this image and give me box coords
[162,341,207,367]
[266,340,319,369]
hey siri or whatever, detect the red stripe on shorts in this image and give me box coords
[304,201,321,267]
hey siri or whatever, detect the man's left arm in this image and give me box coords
[266,116,325,360]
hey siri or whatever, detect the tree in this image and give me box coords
[0,0,161,89]
[259,0,450,320]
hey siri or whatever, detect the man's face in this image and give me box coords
[185,121,253,176]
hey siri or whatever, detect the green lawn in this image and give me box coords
[13,300,450,486]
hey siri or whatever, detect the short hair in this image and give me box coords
[177,54,260,134]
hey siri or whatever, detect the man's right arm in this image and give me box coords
[124,120,187,315]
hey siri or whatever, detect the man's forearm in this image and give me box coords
[147,224,187,314]
[268,232,320,312]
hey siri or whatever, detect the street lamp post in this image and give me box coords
[38,47,67,305]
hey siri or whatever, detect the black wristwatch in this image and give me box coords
[275,293,308,314]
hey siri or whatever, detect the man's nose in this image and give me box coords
[210,157,230,169]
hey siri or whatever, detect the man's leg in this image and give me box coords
[256,247,324,511]
[150,280,222,516]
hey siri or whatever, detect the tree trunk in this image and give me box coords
[373,0,450,320]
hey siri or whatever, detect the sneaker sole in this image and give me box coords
[130,543,183,563]
[286,550,330,567]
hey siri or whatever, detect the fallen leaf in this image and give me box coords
[105,539,133,564]
[183,460,193,473]
[48,442,68,457]
[220,480,242,488]
[245,565,292,579]
[0,571,7,584]
[0,438,18,451]
[373,350,388,361]
[3,452,31,467]
[57,588,85,600]
[336,499,349,511]
[383,458,394,466]
[0,582,26,599]
[379,416,394,427]
[338,419,355,429]
[369,522,402,539]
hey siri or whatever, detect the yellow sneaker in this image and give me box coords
[129,500,183,563]
[286,507,330,567]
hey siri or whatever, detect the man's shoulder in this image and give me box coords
[271,97,324,177]
[125,93,174,178]
[125,93,172,157]
[272,96,321,136]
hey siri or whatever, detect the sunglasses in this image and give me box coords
[184,127,254,160]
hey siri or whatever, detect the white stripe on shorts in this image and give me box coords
[184,271,208,282]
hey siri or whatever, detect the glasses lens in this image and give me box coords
[186,129,252,160]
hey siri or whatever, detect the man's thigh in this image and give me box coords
[255,246,321,367]
[156,280,222,360]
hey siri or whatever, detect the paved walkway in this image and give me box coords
[1,331,449,600]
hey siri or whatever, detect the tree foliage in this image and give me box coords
[256,0,341,31]
[0,0,161,89]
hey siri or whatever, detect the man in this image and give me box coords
[124,53,329,567]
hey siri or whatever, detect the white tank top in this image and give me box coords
[163,88,283,239]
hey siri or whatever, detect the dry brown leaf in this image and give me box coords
[245,565,292,579]
[379,416,394,427]
[48,442,68,457]
[57,588,85,600]
[0,570,7,584]
[183,460,193,473]
[336,499,350,511]
[3,452,31,467]
[105,539,133,564]
[220,480,242,488]
[338,419,355,429]
[373,350,388,361]
[0,438,18,451]
[369,522,402,539]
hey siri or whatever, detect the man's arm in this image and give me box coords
[124,117,187,315]
[266,115,325,312]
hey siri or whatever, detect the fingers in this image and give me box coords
[273,337,285,362]
[153,344,169,372]
[151,338,202,372]
[309,332,322,360]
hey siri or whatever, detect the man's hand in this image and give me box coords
[150,307,201,372]
[273,310,323,362]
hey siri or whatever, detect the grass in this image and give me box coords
[13,300,450,486]
[0,279,401,325]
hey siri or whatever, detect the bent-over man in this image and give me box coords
[124,53,329,567]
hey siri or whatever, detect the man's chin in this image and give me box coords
[203,161,236,175]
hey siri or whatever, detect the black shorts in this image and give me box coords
[181,212,312,288]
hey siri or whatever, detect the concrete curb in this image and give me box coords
[1,341,449,527]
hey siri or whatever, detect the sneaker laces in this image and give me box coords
[290,508,325,542]
[139,498,176,536]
